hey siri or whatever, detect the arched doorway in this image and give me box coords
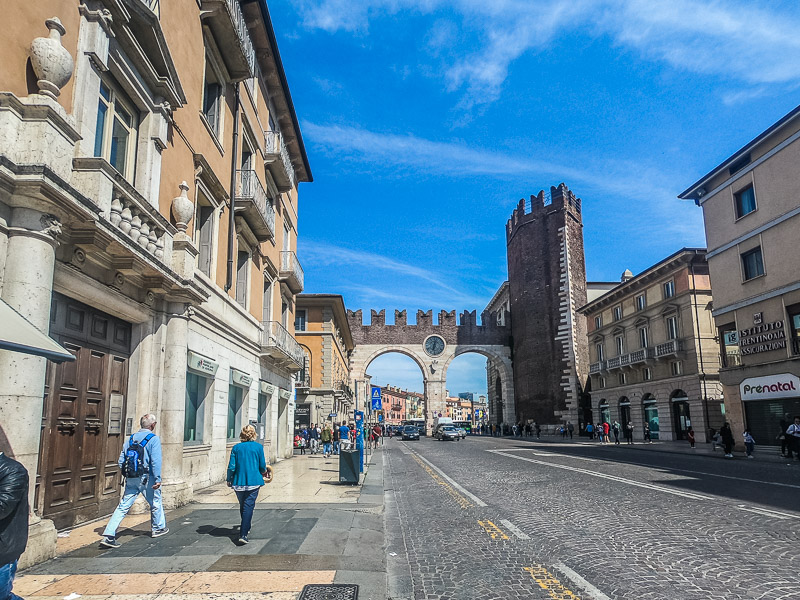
[619,396,631,427]
[671,389,691,440]
[444,352,488,434]
[362,350,427,431]
[599,399,610,426]
[642,393,659,439]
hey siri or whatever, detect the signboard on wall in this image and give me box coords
[738,320,787,356]
[187,351,218,376]
[740,373,800,401]
[230,368,253,387]
[261,381,276,395]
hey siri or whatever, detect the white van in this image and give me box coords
[432,416,453,434]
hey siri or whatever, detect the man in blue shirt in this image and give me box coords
[339,423,351,450]
[100,414,168,548]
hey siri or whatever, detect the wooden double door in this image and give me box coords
[38,294,132,530]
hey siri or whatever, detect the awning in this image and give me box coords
[0,298,75,363]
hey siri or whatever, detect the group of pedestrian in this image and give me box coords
[295,422,355,457]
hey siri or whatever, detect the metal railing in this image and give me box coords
[721,352,742,368]
[264,130,296,189]
[655,339,679,358]
[280,250,304,291]
[143,0,161,17]
[235,169,275,237]
[225,0,255,76]
[260,321,304,367]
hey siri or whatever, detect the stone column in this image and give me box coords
[424,379,447,433]
[0,209,61,567]
[158,303,192,508]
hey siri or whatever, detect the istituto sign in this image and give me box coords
[738,320,786,356]
[740,373,800,401]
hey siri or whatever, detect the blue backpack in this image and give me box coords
[121,433,154,478]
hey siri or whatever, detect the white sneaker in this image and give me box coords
[747,455,754,459]
[724,453,733,458]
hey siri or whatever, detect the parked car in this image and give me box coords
[401,425,420,440]
[435,426,460,441]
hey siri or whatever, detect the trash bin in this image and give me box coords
[339,449,360,485]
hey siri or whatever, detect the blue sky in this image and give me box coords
[272,0,800,396]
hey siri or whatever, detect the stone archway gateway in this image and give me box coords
[348,309,514,432]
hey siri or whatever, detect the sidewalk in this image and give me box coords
[489,433,797,463]
[17,447,387,600]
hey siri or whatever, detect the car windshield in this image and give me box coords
[442,427,456,431]
[403,426,417,432]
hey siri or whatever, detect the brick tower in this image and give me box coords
[505,183,589,425]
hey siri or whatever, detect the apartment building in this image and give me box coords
[580,249,723,442]
[294,294,354,428]
[679,105,800,446]
[0,0,310,565]
[381,386,407,425]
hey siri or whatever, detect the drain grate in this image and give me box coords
[298,584,359,600]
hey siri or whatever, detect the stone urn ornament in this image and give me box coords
[29,17,74,100]
[171,181,194,233]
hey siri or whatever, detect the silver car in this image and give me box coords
[436,426,460,441]
[455,427,467,439]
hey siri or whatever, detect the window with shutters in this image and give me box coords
[263,277,273,322]
[194,191,215,277]
[202,52,224,140]
[236,243,250,308]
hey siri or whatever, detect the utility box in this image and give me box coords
[339,449,360,485]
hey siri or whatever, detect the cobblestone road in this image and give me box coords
[384,435,800,600]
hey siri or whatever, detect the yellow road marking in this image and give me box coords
[477,519,509,540]
[524,566,582,600]
[409,452,473,509]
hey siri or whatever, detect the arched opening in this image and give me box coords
[671,389,691,440]
[444,351,488,434]
[365,351,426,431]
[642,393,659,440]
[598,399,610,426]
[619,396,631,428]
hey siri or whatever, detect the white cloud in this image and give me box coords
[296,1,800,110]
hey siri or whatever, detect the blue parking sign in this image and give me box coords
[371,386,382,411]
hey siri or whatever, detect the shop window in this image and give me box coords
[663,280,675,299]
[202,54,224,138]
[635,294,646,311]
[741,246,765,281]
[666,315,678,340]
[184,372,208,443]
[613,305,622,321]
[227,384,244,440]
[734,184,757,219]
[295,309,307,332]
[94,81,138,181]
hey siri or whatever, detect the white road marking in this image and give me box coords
[736,505,799,520]
[499,519,529,539]
[553,562,613,600]
[510,449,597,461]
[410,451,487,506]
[490,450,712,501]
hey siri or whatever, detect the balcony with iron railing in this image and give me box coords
[199,0,255,81]
[264,130,296,192]
[235,170,275,241]
[142,0,161,17]
[259,321,303,371]
[589,361,605,375]
[279,251,304,294]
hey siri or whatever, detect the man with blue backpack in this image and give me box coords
[100,414,168,548]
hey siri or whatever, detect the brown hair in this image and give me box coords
[240,425,257,442]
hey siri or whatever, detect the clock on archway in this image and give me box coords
[423,335,446,357]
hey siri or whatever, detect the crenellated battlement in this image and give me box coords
[346,308,510,346]
[506,183,583,242]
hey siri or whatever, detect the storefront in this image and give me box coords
[184,351,219,444]
[619,397,631,426]
[671,390,691,440]
[295,403,311,433]
[741,373,800,446]
[228,368,253,441]
[642,394,659,439]
[598,399,610,425]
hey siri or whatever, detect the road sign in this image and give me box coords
[371,386,382,411]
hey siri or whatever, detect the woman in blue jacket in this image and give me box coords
[226,425,271,544]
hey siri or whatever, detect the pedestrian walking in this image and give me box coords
[339,422,351,451]
[625,422,634,444]
[296,431,307,455]
[644,423,652,443]
[333,422,341,455]
[372,424,382,449]
[300,427,310,454]
[612,421,620,445]
[101,414,168,548]
[785,416,800,461]
[535,422,541,439]
[226,425,272,544]
[779,413,792,457]
[567,421,575,440]
[512,423,518,437]
[525,423,532,437]
[586,422,594,440]
[0,450,29,600]
[743,428,756,458]
[321,423,333,458]
[309,423,320,454]
[687,427,696,448]
[720,422,734,457]
[710,428,722,452]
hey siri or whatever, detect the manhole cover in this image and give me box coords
[298,584,358,600]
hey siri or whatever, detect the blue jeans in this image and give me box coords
[333,441,340,455]
[0,561,23,600]
[323,442,332,455]
[103,477,166,537]
[235,488,260,537]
